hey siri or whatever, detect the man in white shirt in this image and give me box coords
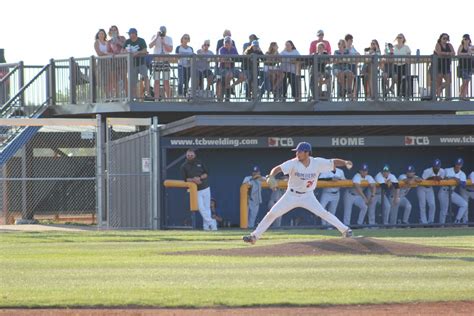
[343,163,376,226]
[439,158,468,224]
[417,159,445,224]
[243,142,353,244]
[370,165,400,225]
[391,165,422,225]
[149,26,173,100]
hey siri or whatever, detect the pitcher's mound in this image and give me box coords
[182,237,469,257]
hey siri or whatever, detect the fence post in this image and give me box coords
[48,59,56,106]
[18,61,24,107]
[431,55,437,100]
[96,114,104,228]
[69,57,77,104]
[313,54,319,101]
[372,55,378,101]
[151,116,160,229]
[89,56,97,103]
[251,54,258,101]
[127,53,134,101]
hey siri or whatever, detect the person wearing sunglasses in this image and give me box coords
[434,33,455,99]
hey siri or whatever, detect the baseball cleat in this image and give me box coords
[243,235,257,245]
[342,229,353,238]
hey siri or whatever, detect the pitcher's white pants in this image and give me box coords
[252,190,349,240]
[417,186,436,224]
[319,190,341,226]
[198,187,217,230]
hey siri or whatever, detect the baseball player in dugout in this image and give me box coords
[372,165,400,225]
[243,142,353,245]
[418,158,445,224]
[343,163,376,226]
[242,166,266,228]
[392,165,422,225]
[180,148,218,231]
[439,158,468,224]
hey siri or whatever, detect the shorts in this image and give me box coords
[132,64,148,80]
[198,69,214,78]
[153,61,171,80]
[218,67,242,79]
[458,68,472,80]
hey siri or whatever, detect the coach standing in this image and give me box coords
[181,148,217,231]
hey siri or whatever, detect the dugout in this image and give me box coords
[160,114,474,228]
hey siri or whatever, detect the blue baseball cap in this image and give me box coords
[292,142,312,153]
[127,28,137,34]
[433,159,442,168]
[251,40,259,46]
[455,158,464,166]
[382,164,390,172]
[252,166,260,173]
[360,163,369,171]
[407,165,416,173]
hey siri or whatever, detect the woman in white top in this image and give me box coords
[280,40,301,101]
[94,29,110,100]
[175,34,194,96]
[392,33,411,99]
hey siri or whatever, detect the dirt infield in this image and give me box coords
[2,301,474,315]
[179,237,470,257]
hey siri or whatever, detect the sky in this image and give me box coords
[1,0,473,65]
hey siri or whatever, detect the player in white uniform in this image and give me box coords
[318,168,345,227]
[460,171,474,223]
[390,165,422,225]
[439,158,468,224]
[343,163,376,226]
[417,159,445,224]
[370,165,400,225]
[242,166,265,228]
[243,142,353,244]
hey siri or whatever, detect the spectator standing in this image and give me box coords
[310,43,330,100]
[180,148,217,231]
[345,34,359,100]
[94,29,110,100]
[417,159,445,224]
[262,42,283,100]
[280,40,301,101]
[217,37,245,101]
[243,34,259,53]
[196,40,215,91]
[243,40,264,100]
[434,33,455,99]
[333,39,354,99]
[309,29,332,55]
[242,166,265,228]
[457,34,473,101]
[362,39,381,100]
[393,33,411,99]
[216,29,235,53]
[380,43,395,99]
[175,34,194,97]
[123,28,149,100]
[149,26,173,100]
[107,25,127,99]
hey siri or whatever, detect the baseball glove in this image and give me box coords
[266,175,278,189]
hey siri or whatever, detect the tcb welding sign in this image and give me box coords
[404,136,430,146]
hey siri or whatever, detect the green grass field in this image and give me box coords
[0,228,473,308]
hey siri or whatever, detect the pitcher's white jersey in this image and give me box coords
[280,157,334,192]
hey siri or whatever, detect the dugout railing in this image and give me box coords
[240,179,474,229]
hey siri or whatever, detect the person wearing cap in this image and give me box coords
[318,166,346,228]
[149,26,173,100]
[243,34,260,53]
[343,163,376,226]
[417,159,445,224]
[309,30,332,55]
[370,165,400,226]
[196,40,215,91]
[180,148,217,231]
[243,142,354,244]
[457,34,473,101]
[242,166,266,228]
[122,28,150,100]
[439,158,468,224]
[391,166,422,225]
[243,39,264,100]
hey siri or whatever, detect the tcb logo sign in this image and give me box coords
[405,136,430,146]
[268,137,294,147]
